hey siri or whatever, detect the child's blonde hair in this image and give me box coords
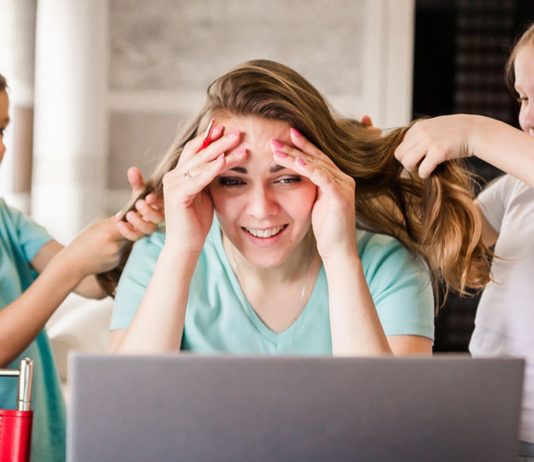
[505,23,534,93]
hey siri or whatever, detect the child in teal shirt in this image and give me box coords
[0,73,162,461]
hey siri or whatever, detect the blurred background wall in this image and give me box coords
[0,0,414,243]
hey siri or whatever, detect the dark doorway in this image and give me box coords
[413,0,534,352]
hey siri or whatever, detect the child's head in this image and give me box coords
[505,23,534,135]
[0,73,9,162]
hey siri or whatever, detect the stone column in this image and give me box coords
[0,0,37,214]
[32,0,108,243]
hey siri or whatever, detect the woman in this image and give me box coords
[106,59,491,356]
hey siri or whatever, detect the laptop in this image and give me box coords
[67,354,524,462]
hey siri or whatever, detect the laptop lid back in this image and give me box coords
[68,355,524,462]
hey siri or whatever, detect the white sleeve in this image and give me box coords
[477,174,517,233]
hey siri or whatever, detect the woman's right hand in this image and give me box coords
[161,124,246,253]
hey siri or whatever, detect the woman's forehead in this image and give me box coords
[216,115,291,141]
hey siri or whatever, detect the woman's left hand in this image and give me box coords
[271,128,357,262]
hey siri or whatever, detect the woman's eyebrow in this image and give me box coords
[227,165,287,174]
[229,166,247,174]
[270,164,286,173]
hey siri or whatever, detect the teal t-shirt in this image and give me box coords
[112,221,434,353]
[0,199,66,462]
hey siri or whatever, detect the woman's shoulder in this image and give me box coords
[356,229,425,277]
[356,230,432,308]
[356,229,410,257]
[126,227,166,267]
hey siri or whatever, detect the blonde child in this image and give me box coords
[395,23,534,461]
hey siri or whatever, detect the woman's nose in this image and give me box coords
[246,187,278,219]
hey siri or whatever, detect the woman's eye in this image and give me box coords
[276,176,301,185]
[218,177,245,187]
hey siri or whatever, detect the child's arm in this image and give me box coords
[32,166,164,299]
[395,115,534,188]
[0,218,127,367]
[30,229,121,300]
[394,114,534,247]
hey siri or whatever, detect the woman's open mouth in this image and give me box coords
[242,225,287,238]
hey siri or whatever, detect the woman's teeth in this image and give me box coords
[244,225,285,238]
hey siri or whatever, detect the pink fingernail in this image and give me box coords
[228,130,240,139]
[274,150,288,158]
[296,157,306,166]
[290,128,302,137]
[271,139,285,148]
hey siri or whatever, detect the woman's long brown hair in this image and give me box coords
[98,60,492,300]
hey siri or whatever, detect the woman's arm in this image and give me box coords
[323,252,393,355]
[324,250,432,356]
[110,124,245,353]
[272,129,432,356]
[108,247,199,352]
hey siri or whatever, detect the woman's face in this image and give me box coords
[514,45,534,135]
[208,115,317,268]
[0,91,9,164]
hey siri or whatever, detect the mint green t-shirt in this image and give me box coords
[112,222,434,353]
[0,199,66,462]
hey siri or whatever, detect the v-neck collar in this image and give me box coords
[213,223,323,345]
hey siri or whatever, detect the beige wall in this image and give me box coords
[106,0,414,213]
[1,0,414,222]
[108,111,182,189]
